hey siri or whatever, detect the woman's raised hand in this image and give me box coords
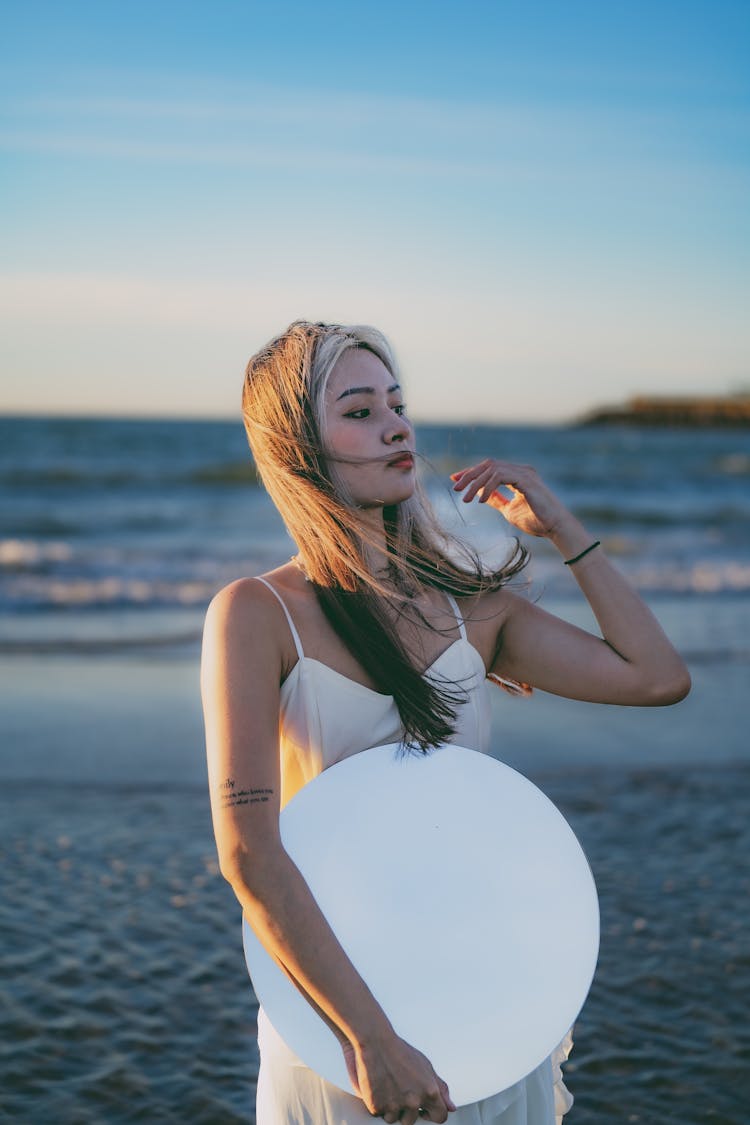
[450,459,572,540]
[341,1031,456,1123]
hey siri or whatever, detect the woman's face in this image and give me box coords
[323,347,416,509]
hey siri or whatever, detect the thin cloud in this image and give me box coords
[6,84,745,180]
[0,128,521,178]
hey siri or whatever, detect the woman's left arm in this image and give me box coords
[451,459,692,706]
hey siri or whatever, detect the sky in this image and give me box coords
[1,0,748,423]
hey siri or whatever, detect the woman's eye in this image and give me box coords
[343,403,406,419]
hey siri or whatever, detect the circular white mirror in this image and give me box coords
[243,743,599,1106]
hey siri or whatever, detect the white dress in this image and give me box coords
[250,577,574,1125]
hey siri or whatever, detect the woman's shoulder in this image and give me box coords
[453,582,528,658]
[453,581,523,617]
[203,564,306,642]
[200,570,302,721]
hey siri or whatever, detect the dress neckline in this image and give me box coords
[280,636,487,700]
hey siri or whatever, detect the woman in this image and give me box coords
[200,321,690,1124]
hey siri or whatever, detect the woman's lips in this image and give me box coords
[387,453,414,468]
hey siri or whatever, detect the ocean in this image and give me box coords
[1,415,748,1122]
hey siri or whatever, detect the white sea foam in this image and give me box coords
[6,575,217,606]
[0,539,73,566]
[632,561,750,594]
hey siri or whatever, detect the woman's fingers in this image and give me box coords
[378,1081,452,1123]
[399,1109,420,1125]
[451,461,528,504]
[486,490,509,511]
[463,472,508,506]
[451,459,566,535]
[438,1077,457,1112]
[418,1084,451,1121]
[354,1034,455,1124]
[452,465,498,504]
[381,1101,443,1125]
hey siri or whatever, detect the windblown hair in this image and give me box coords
[241,320,528,752]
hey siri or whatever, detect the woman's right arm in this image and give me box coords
[200,578,455,1125]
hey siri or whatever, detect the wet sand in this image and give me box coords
[1,651,749,1122]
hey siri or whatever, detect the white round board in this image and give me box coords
[242,743,599,1106]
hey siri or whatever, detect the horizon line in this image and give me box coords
[0,408,576,428]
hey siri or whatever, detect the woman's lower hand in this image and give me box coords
[450,459,577,541]
[341,1032,456,1123]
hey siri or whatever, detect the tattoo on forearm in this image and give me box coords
[218,777,274,809]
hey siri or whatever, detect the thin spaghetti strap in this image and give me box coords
[254,577,305,660]
[445,592,467,641]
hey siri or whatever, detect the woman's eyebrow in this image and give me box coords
[336,383,400,401]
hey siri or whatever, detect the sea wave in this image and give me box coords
[0,462,259,487]
[572,504,749,528]
[0,539,75,567]
[0,631,203,655]
[630,561,750,594]
[4,556,750,611]
[1,575,217,608]
[713,452,750,476]
[186,462,259,485]
[0,467,140,487]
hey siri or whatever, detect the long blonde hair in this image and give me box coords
[242,320,528,751]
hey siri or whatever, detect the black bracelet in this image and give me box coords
[564,540,601,566]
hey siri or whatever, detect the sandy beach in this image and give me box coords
[1,644,749,1122]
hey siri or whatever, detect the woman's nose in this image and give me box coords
[385,417,410,444]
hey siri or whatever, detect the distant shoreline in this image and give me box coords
[579,394,750,428]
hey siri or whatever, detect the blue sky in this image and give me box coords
[2,0,748,421]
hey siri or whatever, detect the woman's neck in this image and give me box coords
[292,504,392,586]
[354,505,390,577]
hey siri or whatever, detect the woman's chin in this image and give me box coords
[382,482,416,507]
[351,484,415,511]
